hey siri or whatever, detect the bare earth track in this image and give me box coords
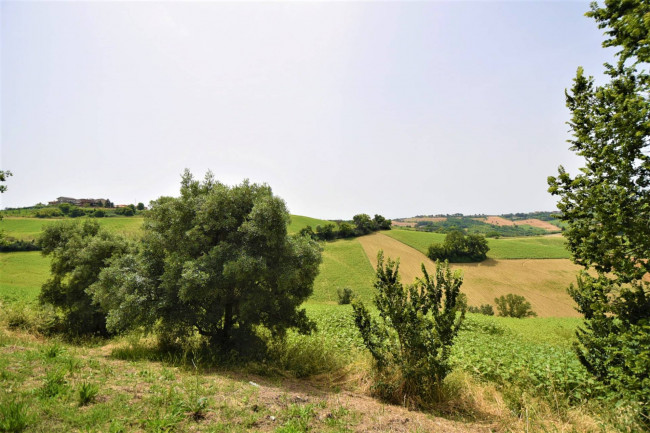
[357,233,580,317]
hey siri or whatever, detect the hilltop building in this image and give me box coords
[48,197,110,207]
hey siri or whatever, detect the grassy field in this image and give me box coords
[0,217,145,241]
[1,215,326,241]
[0,252,49,303]
[384,229,570,259]
[309,238,375,304]
[358,233,580,317]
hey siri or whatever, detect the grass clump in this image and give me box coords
[77,381,99,406]
[0,399,28,433]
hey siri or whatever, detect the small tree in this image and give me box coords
[337,287,354,305]
[352,252,466,406]
[136,202,145,211]
[352,213,375,236]
[494,294,536,318]
[38,220,129,335]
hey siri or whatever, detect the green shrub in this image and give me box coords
[352,252,466,407]
[39,369,67,398]
[467,304,494,316]
[495,294,536,318]
[337,288,354,305]
[34,208,63,218]
[77,382,99,406]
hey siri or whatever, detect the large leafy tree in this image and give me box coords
[39,220,130,335]
[548,0,650,414]
[91,171,322,350]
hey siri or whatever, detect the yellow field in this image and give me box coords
[357,233,581,317]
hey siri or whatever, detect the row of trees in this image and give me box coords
[299,213,391,241]
[427,231,489,263]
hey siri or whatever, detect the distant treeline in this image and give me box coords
[415,217,549,237]
[2,202,146,219]
[406,211,562,221]
[299,213,391,241]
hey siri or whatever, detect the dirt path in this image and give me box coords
[357,233,580,317]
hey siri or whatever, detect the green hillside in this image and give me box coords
[309,238,375,303]
[1,214,328,241]
[384,228,569,259]
[287,215,333,234]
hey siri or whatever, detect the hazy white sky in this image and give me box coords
[2,1,615,219]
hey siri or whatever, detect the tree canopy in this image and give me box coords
[91,171,322,351]
[548,0,650,414]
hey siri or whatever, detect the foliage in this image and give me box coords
[90,170,322,352]
[0,398,28,433]
[0,240,40,252]
[373,214,392,230]
[0,170,11,195]
[426,230,489,263]
[494,294,536,318]
[136,202,145,211]
[547,0,650,417]
[34,208,63,219]
[38,220,130,336]
[467,304,494,316]
[77,382,99,406]
[92,209,105,218]
[352,213,374,236]
[352,252,466,406]
[415,216,549,237]
[336,287,354,305]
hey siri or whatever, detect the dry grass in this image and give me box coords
[475,216,515,227]
[357,233,581,317]
[402,217,447,223]
[513,218,560,231]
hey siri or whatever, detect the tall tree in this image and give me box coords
[91,171,322,351]
[548,0,650,415]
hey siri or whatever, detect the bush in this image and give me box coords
[352,252,466,407]
[494,294,536,318]
[0,240,40,252]
[92,209,105,218]
[467,304,494,316]
[337,288,354,305]
[34,208,63,218]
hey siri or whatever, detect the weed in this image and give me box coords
[78,381,99,406]
[0,399,28,432]
[39,369,67,398]
[41,343,63,359]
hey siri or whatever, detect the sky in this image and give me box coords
[1,1,617,220]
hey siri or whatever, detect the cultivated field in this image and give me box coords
[384,229,570,259]
[357,233,580,317]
